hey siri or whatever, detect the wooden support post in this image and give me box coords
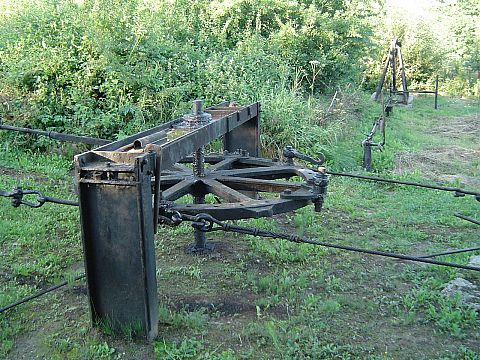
[397,46,409,104]
[374,56,390,101]
[390,45,397,93]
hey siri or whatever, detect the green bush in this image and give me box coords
[364,0,480,96]
[0,0,371,153]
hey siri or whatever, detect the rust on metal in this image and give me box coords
[75,100,328,340]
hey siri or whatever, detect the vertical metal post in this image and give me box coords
[434,75,439,109]
[192,147,209,251]
[75,153,158,340]
[390,44,397,93]
[363,143,372,171]
[190,100,211,252]
[223,103,260,157]
[224,103,260,200]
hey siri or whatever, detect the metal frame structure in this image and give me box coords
[1,99,478,341]
[362,94,388,171]
[374,38,409,104]
[74,100,327,340]
[373,39,439,108]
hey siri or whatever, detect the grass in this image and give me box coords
[0,95,479,359]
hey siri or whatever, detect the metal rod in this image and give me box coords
[391,42,397,92]
[0,124,110,146]
[42,196,79,206]
[397,45,408,104]
[188,100,210,251]
[185,213,480,272]
[0,274,85,314]
[395,90,436,94]
[455,213,480,225]
[192,146,207,250]
[434,75,439,109]
[419,247,480,259]
[326,171,480,198]
[374,55,390,101]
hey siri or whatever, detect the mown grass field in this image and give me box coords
[1,95,479,359]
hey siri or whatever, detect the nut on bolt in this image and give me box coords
[312,171,328,212]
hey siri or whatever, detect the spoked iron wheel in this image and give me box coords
[159,151,327,221]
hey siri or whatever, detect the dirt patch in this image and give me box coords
[394,145,480,187]
[395,114,480,186]
[168,293,258,316]
[0,166,50,184]
[14,274,47,288]
[429,114,480,139]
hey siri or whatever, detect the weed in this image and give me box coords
[254,269,308,305]
[155,338,204,360]
[402,278,478,336]
[325,275,344,293]
[165,265,202,280]
[158,304,208,330]
[154,338,236,360]
[87,342,115,359]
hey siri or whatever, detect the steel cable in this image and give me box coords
[0,124,110,146]
[0,187,79,208]
[0,274,85,314]
[175,213,480,272]
[326,171,480,200]
[454,213,480,226]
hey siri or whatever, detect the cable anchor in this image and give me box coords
[4,187,46,208]
[282,146,325,167]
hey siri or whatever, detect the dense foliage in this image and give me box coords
[367,0,480,96]
[0,0,372,145]
[0,0,478,152]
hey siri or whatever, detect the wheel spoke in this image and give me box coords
[207,156,241,172]
[158,175,188,185]
[237,157,279,167]
[203,179,252,202]
[216,176,303,193]
[162,179,195,201]
[217,166,301,179]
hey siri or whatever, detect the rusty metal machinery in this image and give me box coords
[373,38,439,109]
[74,100,327,340]
[2,98,479,339]
[374,38,409,104]
[362,94,388,171]
[162,153,326,220]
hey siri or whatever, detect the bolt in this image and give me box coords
[192,100,203,115]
